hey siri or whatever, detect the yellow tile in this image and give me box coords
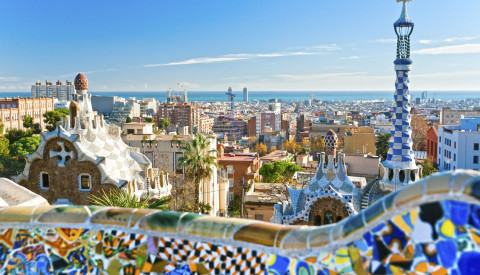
[233,222,283,247]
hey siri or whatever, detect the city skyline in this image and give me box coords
[1,0,479,92]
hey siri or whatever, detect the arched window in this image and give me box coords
[78,174,91,191]
[39,172,49,190]
[388,169,394,181]
[410,170,416,182]
[314,215,322,226]
[324,212,334,225]
[399,170,405,182]
[336,216,343,222]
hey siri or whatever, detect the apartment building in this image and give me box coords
[0,97,54,132]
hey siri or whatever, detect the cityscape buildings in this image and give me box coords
[1,0,480,273]
[0,97,54,132]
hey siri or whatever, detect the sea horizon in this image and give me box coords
[2,90,479,102]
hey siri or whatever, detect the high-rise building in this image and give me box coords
[379,0,421,190]
[255,111,282,137]
[421,91,427,100]
[243,87,248,102]
[31,80,75,101]
[158,102,212,135]
[225,87,235,115]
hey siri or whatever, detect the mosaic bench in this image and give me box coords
[0,170,479,274]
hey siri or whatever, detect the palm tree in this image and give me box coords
[88,188,171,210]
[178,134,218,213]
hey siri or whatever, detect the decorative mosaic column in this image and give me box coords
[380,0,421,191]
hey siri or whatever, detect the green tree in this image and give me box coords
[0,136,9,157]
[10,136,41,158]
[375,133,391,160]
[422,158,438,177]
[126,116,132,123]
[144,117,154,123]
[199,202,212,214]
[43,108,69,132]
[89,188,171,209]
[0,157,25,178]
[0,119,4,135]
[23,116,33,129]
[178,134,218,212]
[23,116,41,134]
[158,118,170,130]
[5,128,31,144]
[259,161,303,183]
[228,197,243,217]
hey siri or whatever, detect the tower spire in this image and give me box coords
[379,0,421,191]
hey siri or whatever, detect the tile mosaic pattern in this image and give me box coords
[0,171,478,274]
[385,69,416,169]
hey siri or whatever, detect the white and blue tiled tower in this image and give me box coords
[380,0,422,191]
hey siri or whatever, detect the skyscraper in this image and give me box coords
[225,87,235,115]
[243,87,248,102]
[379,0,421,191]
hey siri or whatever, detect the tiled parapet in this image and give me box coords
[0,170,479,274]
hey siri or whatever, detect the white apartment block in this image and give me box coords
[31,80,75,101]
[438,117,480,172]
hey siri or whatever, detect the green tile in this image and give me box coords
[342,212,364,237]
[363,201,384,224]
[138,211,183,232]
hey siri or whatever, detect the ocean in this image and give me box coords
[1,91,479,102]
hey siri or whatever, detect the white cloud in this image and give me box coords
[274,72,366,81]
[0,76,21,82]
[338,56,361,60]
[413,43,480,55]
[374,39,397,44]
[419,40,434,44]
[419,37,475,45]
[414,70,480,78]
[144,45,340,67]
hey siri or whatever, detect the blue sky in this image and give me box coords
[0,0,479,92]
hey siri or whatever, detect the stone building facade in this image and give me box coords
[0,97,54,132]
[15,73,170,205]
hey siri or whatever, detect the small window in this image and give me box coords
[475,143,479,151]
[79,174,91,191]
[254,214,264,221]
[39,172,49,190]
[474,156,479,164]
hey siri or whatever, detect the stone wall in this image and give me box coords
[2,170,480,274]
[18,137,117,205]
